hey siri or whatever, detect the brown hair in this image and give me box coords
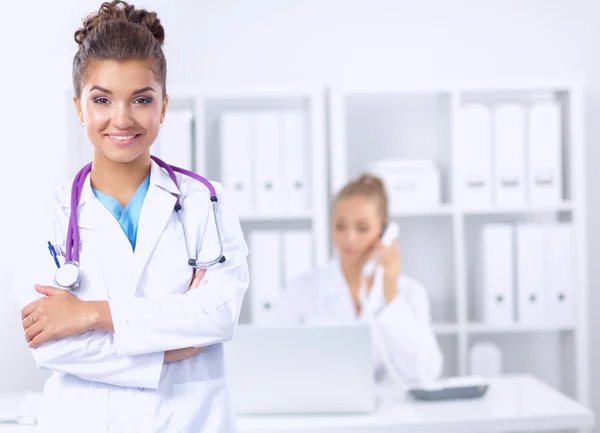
[334,174,389,222]
[72,1,167,98]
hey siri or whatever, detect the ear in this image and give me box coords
[73,96,84,124]
[160,94,169,125]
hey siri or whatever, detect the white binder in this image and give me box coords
[249,231,282,324]
[456,104,492,206]
[252,111,283,214]
[220,111,253,215]
[515,224,545,324]
[281,111,310,213]
[544,223,575,326]
[153,109,194,170]
[282,230,314,288]
[527,102,562,205]
[480,224,515,324]
[493,104,526,205]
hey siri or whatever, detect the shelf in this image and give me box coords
[238,211,314,222]
[390,205,454,218]
[460,202,572,215]
[466,323,575,334]
[432,323,460,335]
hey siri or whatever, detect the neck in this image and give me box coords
[340,259,362,291]
[90,151,151,207]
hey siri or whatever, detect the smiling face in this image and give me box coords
[73,59,168,165]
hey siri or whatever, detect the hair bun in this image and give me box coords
[358,174,385,190]
[74,1,164,46]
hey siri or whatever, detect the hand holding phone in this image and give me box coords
[362,221,400,277]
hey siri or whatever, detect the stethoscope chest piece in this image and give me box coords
[55,262,81,291]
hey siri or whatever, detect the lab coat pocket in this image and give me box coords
[173,377,236,433]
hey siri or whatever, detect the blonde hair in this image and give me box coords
[334,174,389,222]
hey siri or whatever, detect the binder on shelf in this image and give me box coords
[544,223,575,326]
[515,224,545,324]
[281,110,311,213]
[154,109,194,170]
[493,104,526,205]
[220,111,253,215]
[456,103,492,206]
[527,101,562,205]
[252,111,283,214]
[249,230,282,324]
[479,224,515,324]
[282,230,314,288]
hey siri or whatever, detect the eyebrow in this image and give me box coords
[89,86,155,95]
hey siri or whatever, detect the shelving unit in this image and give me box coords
[65,81,589,408]
[327,82,588,405]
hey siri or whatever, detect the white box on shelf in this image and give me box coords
[282,230,314,288]
[469,342,503,377]
[493,104,526,205]
[249,230,282,324]
[527,101,562,205]
[368,159,441,211]
[153,109,194,170]
[515,224,546,324]
[281,110,310,213]
[479,224,515,324]
[544,223,575,326]
[219,111,253,215]
[456,103,493,206]
[253,111,283,214]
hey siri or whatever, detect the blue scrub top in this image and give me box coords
[93,174,151,251]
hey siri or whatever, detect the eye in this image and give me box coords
[335,224,346,232]
[93,97,109,104]
[134,97,153,105]
[357,226,369,233]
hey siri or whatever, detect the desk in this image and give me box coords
[236,375,593,433]
[0,375,594,433]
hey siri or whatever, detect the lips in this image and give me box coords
[105,133,143,147]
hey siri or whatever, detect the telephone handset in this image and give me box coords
[361,221,399,277]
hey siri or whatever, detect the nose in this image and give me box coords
[111,101,134,129]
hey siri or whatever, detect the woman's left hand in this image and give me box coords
[373,240,401,302]
[374,239,401,281]
[21,285,94,348]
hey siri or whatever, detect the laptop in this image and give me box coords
[224,324,376,415]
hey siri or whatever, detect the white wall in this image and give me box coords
[1,0,599,423]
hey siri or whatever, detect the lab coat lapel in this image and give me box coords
[131,161,179,291]
[321,259,357,323]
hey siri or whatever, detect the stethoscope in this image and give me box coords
[51,155,226,291]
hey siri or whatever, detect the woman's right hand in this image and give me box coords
[164,346,206,363]
[163,269,210,364]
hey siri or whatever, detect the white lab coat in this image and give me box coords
[11,159,249,433]
[268,258,442,385]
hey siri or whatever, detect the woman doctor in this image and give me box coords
[270,175,442,385]
[12,1,248,432]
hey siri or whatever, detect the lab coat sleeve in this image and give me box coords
[372,276,443,384]
[109,184,250,356]
[10,200,165,390]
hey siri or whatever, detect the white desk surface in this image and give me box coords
[0,374,594,433]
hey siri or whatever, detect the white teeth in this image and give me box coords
[110,135,136,141]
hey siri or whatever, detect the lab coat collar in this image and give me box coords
[60,158,181,209]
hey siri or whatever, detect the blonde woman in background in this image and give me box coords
[270,174,442,385]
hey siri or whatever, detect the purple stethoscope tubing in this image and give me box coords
[57,155,225,290]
